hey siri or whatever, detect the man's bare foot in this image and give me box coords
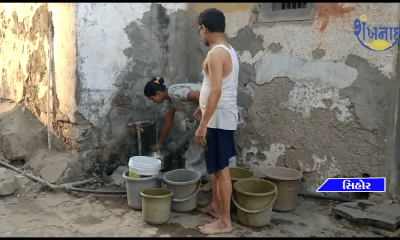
[199,219,232,235]
[196,218,219,228]
[200,181,212,192]
[196,203,220,219]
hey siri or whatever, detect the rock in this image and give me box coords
[40,160,69,184]
[1,135,29,160]
[332,200,400,231]
[369,193,383,203]
[0,168,20,196]
[383,199,393,205]
[29,149,82,184]
[110,166,129,186]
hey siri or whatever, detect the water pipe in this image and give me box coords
[0,154,127,195]
[47,13,53,150]
[127,121,152,156]
[0,155,92,191]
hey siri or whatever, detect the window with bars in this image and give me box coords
[255,3,316,23]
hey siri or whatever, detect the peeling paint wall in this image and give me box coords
[75,3,200,174]
[221,3,399,198]
[0,3,76,145]
[186,3,400,198]
[0,3,96,179]
[3,3,400,198]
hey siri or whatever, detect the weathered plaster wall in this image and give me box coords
[188,3,400,198]
[4,3,398,197]
[0,3,97,180]
[75,3,197,174]
[0,3,76,147]
[243,3,399,197]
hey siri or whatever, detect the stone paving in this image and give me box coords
[0,173,397,237]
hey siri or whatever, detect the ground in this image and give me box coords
[0,100,396,237]
[0,179,390,237]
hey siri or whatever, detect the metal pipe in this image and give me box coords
[156,121,158,145]
[127,121,152,156]
[137,126,142,156]
[47,14,52,150]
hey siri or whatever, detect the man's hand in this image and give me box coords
[193,106,202,120]
[151,143,162,152]
[195,125,207,148]
[136,127,144,133]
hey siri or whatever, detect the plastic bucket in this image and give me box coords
[171,182,201,212]
[229,167,255,212]
[232,179,277,228]
[140,188,173,225]
[163,169,201,200]
[229,166,255,183]
[232,191,277,228]
[122,171,162,210]
[233,179,278,211]
[262,167,303,212]
[129,156,161,178]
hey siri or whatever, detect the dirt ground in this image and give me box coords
[0,100,394,237]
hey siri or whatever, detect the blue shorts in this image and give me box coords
[204,128,236,174]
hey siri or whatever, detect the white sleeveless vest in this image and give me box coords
[199,44,239,130]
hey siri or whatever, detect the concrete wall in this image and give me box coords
[2,3,399,198]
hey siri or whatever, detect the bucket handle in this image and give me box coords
[171,181,202,202]
[231,191,277,214]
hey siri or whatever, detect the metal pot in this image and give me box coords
[146,150,169,171]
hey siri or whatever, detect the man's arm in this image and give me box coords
[187,90,202,120]
[195,49,225,147]
[156,108,176,148]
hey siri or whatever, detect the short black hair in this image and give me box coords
[197,8,225,33]
[144,77,166,97]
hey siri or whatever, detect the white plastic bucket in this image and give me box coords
[129,156,161,178]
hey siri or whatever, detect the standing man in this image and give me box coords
[195,8,239,235]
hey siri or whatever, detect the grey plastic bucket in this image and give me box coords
[262,167,303,212]
[163,169,201,200]
[123,171,162,210]
[140,188,173,225]
[171,182,201,212]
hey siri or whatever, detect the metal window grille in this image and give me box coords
[272,3,307,11]
[257,2,315,23]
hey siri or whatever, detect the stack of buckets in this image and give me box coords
[230,167,278,228]
[124,156,202,225]
[123,156,162,211]
[128,156,161,178]
[141,169,201,225]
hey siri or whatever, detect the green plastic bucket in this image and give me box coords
[229,166,255,183]
[140,188,173,225]
[232,179,277,228]
[232,190,277,228]
[229,167,255,212]
[233,178,277,211]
